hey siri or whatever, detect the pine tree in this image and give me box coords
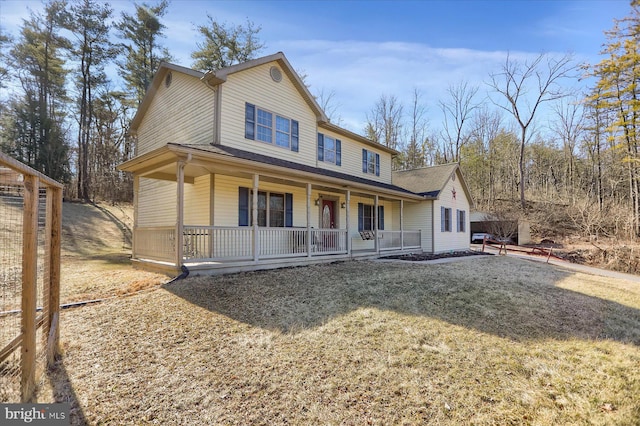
[191,16,265,72]
[66,0,116,200]
[116,0,171,104]
[5,0,71,182]
[589,0,640,237]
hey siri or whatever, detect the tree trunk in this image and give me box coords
[519,127,526,209]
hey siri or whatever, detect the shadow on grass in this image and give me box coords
[93,203,132,248]
[164,258,640,345]
[61,202,130,261]
[47,358,88,426]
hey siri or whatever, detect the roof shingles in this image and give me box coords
[391,164,460,198]
[176,143,418,196]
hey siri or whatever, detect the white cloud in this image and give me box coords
[270,39,549,134]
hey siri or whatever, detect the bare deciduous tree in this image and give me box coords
[404,88,428,170]
[470,106,502,204]
[488,52,576,209]
[552,96,585,205]
[440,81,479,162]
[365,94,403,151]
[315,88,343,126]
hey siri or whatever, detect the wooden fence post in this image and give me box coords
[47,187,62,366]
[21,175,39,403]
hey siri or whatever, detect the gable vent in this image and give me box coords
[165,72,172,88]
[270,66,282,82]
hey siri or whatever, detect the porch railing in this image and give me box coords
[311,228,348,255]
[134,226,176,262]
[181,226,349,261]
[184,226,253,261]
[379,230,421,251]
[134,226,415,263]
[259,227,308,258]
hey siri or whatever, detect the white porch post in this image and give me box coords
[252,174,259,262]
[400,199,404,250]
[374,194,379,255]
[306,183,312,257]
[176,162,185,266]
[209,174,215,258]
[346,190,351,255]
[132,175,139,259]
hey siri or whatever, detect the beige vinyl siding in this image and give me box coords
[219,63,317,166]
[213,175,351,229]
[404,201,433,253]
[184,175,211,225]
[137,72,214,155]
[137,178,176,226]
[317,127,392,184]
[433,171,471,253]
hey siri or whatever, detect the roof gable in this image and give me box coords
[392,163,473,204]
[130,63,204,133]
[129,52,398,156]
[202,52,328,123]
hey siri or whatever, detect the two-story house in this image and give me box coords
[118,52,471,275]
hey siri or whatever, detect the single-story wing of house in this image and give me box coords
[118,52,472,275]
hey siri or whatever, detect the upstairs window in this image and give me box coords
[245,103,299,152]
[362,149,380,176]
[317,133,341,165]
[257,109,273,143]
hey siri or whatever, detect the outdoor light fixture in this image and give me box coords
[341,202,346,209]
[315,198,320,206]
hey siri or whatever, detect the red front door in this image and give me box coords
[321,200,336,249]
[321,200,335,229]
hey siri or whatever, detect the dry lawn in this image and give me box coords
[39,256,640,425]
[58,202,166,302]
[2,201,167,402]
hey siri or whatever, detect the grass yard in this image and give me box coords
[41,256,640,425]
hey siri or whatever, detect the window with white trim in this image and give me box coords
[317,133,341,165]
[257,109,273,143]
[362,149,380,176]
[238,187,293,227]
[245,103,299,152]
[441,207,452,232]
[358,203,384,231]
[457,209,466,232]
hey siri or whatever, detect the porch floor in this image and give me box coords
[134,248,423,277]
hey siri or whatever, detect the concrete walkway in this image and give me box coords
[478,245,640,283]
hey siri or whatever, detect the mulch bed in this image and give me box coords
[382,250,493,261]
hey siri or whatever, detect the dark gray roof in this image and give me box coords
[176,143,418,196]
[392,164,460,198]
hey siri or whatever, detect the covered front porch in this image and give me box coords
[121,144,425,275]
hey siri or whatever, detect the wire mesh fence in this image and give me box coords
[0,153,62,402]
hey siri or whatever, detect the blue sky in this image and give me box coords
[0,0,631,134]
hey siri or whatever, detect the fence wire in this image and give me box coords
[0,167,51,402]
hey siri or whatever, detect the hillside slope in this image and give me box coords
[60,202,166,303]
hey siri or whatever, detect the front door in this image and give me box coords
[321,200,336,229]
[321,200,336,249]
